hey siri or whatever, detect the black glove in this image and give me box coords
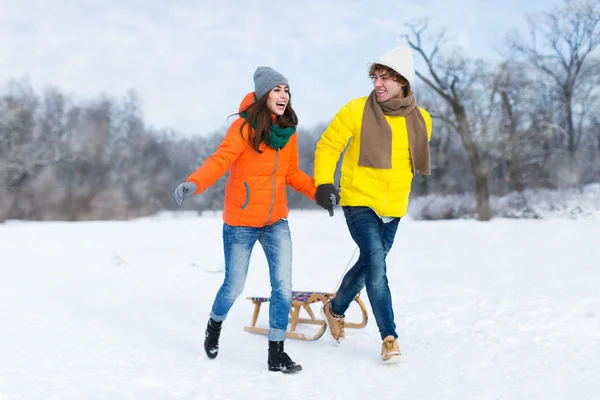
[315,184,340,216]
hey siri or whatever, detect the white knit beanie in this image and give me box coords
[376,45,415,84]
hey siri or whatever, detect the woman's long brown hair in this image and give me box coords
[237,92,298,153]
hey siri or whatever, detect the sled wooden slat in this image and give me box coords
[244,291,368,341]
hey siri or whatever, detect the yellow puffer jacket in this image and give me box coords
[314,96,432,217]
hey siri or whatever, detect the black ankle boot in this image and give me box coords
[267,341,302,373]
[204,318,222,359]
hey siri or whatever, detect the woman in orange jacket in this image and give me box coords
[174,66,316,373]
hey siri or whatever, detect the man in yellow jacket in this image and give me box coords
[314,45,432,363]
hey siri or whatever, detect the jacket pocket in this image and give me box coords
[241,182,250,210]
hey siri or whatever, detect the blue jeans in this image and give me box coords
[210,219,293,342]
[331,206,400,340]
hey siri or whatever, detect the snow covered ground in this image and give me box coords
[409,183,600,220]
[1,210,599,399]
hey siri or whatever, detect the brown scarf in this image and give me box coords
[358,90,430,175]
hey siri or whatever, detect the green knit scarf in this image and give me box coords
[240,112,296,149]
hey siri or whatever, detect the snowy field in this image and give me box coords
[1,210,599,400]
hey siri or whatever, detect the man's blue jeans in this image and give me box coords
[210,219,292,342]
[331,206,400,340]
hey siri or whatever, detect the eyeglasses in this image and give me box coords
[370,74,391,83]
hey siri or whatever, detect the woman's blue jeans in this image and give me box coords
[210,219,292,342]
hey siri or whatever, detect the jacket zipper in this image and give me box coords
[384,169,389,216]
[266,149,279,224]
[241,182,250,210]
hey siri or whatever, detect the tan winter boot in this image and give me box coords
[320,301,345,344]
[381,335,400,363]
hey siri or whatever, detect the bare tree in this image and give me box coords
[492,60,562,193]
[0,79,67,221]
[404,22,501,220]
[494,62,526,193]
[511,0,600,186]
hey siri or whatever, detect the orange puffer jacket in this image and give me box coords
[186,92,317,227]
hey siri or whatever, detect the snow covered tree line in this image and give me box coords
[1,0,598,222]
[406,0,600,220]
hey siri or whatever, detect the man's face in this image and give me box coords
[371,70,404,102]
[266,85,290,116]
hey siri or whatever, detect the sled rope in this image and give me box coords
[332,246,358,293]
[332,221,388,293]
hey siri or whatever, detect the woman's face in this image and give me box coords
[266,85,290,116]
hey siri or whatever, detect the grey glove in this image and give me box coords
[174,182,198,205]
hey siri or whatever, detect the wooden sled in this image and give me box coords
[244,291,368,341]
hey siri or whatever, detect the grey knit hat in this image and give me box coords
[253,66,289,98]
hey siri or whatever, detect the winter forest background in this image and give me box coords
[1,0,599,223]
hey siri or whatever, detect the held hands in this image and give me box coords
[315,184,340,217]
[174,182,198,206]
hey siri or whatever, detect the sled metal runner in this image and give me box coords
[244,291,368,341]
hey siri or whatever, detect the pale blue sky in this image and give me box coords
[1,0,562,136]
